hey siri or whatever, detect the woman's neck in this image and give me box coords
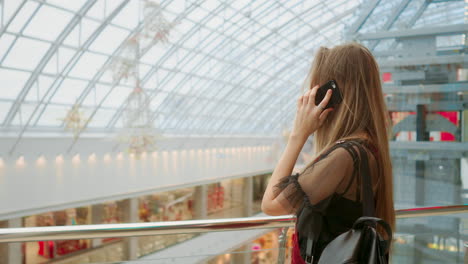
[346,131,370,140]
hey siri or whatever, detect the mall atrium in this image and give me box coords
[0,0,467,263]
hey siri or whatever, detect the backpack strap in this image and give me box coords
[347,140,376,217]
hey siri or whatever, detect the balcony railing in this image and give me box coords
[1,205,466,243]
[0,204,467,263]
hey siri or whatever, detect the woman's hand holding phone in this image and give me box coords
[291,84,334,141]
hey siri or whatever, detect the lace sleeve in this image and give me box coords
[272,143,358,214]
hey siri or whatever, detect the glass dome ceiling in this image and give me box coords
[0,0,464,141]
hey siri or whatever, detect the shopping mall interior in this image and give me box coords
[0,0,467,263]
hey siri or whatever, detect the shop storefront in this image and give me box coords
[206,228,291,264]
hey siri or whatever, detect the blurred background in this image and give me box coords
[0,0,467,263]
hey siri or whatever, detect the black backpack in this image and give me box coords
[304,141,393,264]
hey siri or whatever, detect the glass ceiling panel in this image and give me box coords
[7,1,39,34]
[82,84,112,107]
[414,1,464,28]
[0,69,30,100]
[389,0,425,31]
[43,47,75,75]
[37,104,69,126]
[24,75,55,102]
[87,108,116,128]
[88,25,130,55]
[2,1,23,24]
[11,103,36,126]
[68,51,108,79]
[23,5,72,42]
[101,85,132,108]
[46,0,87,12]
[0,33,15,58]
[111,0,139,29]
[0,101,12,124]
[2,37,50,71]
[63,18,101,47]
[50,78,88,104]
[2,0,460,140]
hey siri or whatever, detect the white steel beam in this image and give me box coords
[345,0,381,39]
[357,24,468,40]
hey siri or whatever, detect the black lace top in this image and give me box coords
[273,138,380,262]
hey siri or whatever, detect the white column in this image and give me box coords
[91,204,104,248]
[243,177,253,217]
[8,218,22,264]
[194,185,207,219]
[122,198,139,260]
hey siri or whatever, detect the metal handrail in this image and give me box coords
[0,204,467,243]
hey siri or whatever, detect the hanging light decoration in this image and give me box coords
[142,0,178,44]
[110,0,175,158]
[120,84,161,158]
[110,36,139,83]
[60,104,90,139]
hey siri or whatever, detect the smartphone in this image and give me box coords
[314,80,343,109]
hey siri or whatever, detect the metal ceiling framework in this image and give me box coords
[0,0,464,155]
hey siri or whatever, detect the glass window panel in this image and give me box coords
[43,52,58,74]
[166,0,186,13]
[50,78,88,104]
[7,1,38,33]
[140,44,170,64]
[3,1,24,24]
[161,52,178,68]
[47,0,87,11]
[85,0,106,20]
[25,75,55,102]
[23,5,72,42]
[283,0,304,10]
[186,7,209,22]
[82,83,112,106]
[162,72,184,92]
[230,0,252,11]
[178,80,192,95]
[0,33,15,59]
[57,47,76,72]
[43,47,75,74]
[163,10,177,22]
[62,21,80,47]
[79,18,100,43]
[68,51,107,79]
[87,108,115,128]
[0,101,12,123]
[3,37,50,71]
[102,85,131,107]
[37,104,68,126]
[205,34,226,50]
[183,30,201,49]
[0,69,30,99]
[201,0,221,10]
[139,64,152,78]
[89,25,129,54]
[150,92,168,111]
[151,68,170,89]
[11,103,37,126]
[205,15,224,30]
[103,0,126,18]
[111,0,139,29]
[176,19,196,36]
[99,69,114,83]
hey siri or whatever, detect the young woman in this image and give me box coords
[261,42,395,263]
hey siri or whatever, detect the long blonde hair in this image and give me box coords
[302,42,395,234]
